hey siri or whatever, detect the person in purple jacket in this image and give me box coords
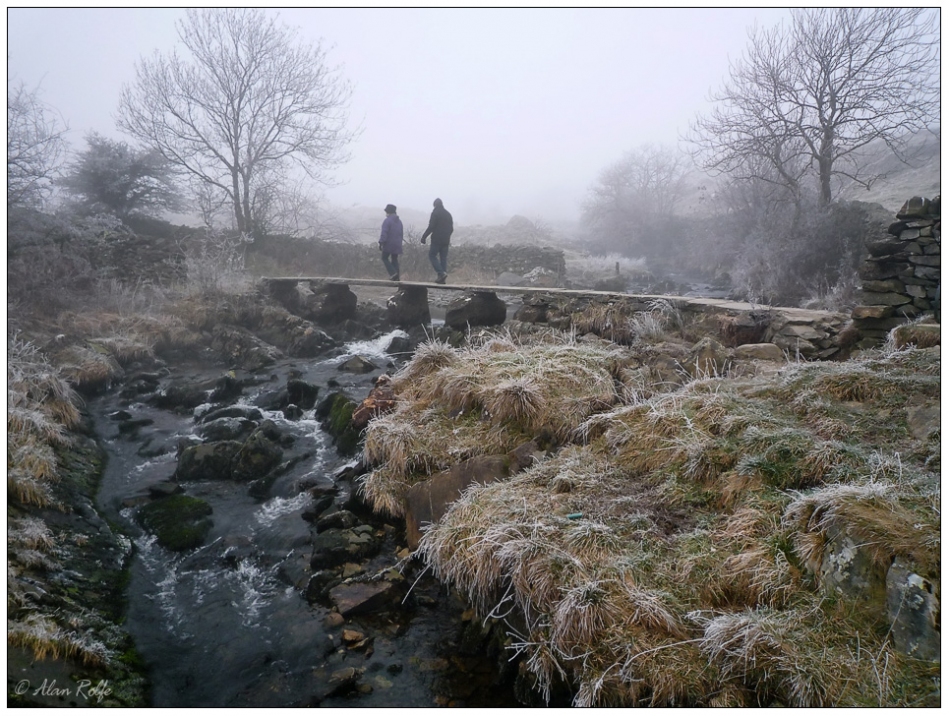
[378,203,404,281]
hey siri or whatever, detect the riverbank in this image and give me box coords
[8,282,940,707]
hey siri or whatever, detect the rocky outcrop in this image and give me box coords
[445,291,508,330]
[386,285,431,328]
[852,196,940,345]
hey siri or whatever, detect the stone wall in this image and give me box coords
[851,196,940,344]
[248,235,566,283]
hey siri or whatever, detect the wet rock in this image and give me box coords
[195,416,256,442]
[232,429,284,482]
[302,489,337,522]
[310,527,382,569]
[287,378,320,409]
[208,372,244,402]
[315,509,358,533]
[385,334,413,356]
[148,481,183,498]
[338,355,378,374]
[283,404,304,420]
[351,375,397,431]
[305,569,342,604]
[136,494,213,551]
[220,535,256,568]
[316,392,361,456]
[152,380,214,411]
[328,579,406,618]
[445,291,507,330]
[109,409,133,421]
[176,441,242,481]
[197,405,264,424]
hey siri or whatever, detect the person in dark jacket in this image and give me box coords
[420,197,453,284]
[379,204,403,281]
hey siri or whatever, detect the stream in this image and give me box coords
[90,331,521,707]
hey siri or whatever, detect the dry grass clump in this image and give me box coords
[362,336,626,515]
[7,613,110,667]
[407,339,940,706]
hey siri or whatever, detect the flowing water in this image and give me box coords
[91,331,519,707]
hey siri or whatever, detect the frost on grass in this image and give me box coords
[390,335,940,707]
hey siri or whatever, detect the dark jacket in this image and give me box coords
[379,214,404,254]
[421,203,453,244]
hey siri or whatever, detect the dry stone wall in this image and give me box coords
[852,196,940,344]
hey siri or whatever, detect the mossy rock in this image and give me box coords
[136,494,213,551]
[315,392,360,455]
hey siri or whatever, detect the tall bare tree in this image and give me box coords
[7,81,68,208]
[689,8,939,208]
[117,8,354,236]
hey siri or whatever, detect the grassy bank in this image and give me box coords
[359,326,940,706]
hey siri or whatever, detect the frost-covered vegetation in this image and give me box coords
[360,318,940,706]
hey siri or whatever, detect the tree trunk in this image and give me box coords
[231,169,246,234]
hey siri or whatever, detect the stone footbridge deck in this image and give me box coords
[260,276,851,358]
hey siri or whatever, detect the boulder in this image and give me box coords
[287,378,320,409]
[198,405,264,424]
[316,392,361,455]
[136,494,213,551]
[885,558,940,661]
[387,285,431,328]
[195,417,256,442]
[734,343,785,362]
[287,326,337,358]
[688,337,730,377]
[231,428,284,482]
[302,282,358,324]
[338,355,378,374]
[351,375,398,431]
[310,526,382,569]
[328,579,405,618]
[176,441,242,481]
[445,291,507,330]
[305,569,342,604]
[211,324,283,371]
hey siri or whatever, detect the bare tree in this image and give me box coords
[582,143,690,256]
[689,8,939,208]
[7,80,68,208]
[117,8,354,236]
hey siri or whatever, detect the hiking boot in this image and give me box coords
[435,273,447,284]
[390,273,400,281]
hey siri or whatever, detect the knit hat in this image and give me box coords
[384,204,397,214]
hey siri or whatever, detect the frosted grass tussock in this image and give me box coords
[8,613,111,667]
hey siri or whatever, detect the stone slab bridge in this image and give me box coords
[260,276,852,359]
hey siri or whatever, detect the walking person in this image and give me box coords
[420,197,453,284]
[379,203,403,281]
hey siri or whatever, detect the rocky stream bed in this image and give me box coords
[82,331,524,707]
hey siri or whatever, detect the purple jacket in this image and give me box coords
[379,214,404,254]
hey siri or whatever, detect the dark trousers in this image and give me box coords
[381,252,400,277]
[428,242,448,275]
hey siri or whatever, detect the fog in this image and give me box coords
[7,8,793,226]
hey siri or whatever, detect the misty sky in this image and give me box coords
[7,7,794,225]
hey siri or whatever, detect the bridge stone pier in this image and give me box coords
[261,276,855,360]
